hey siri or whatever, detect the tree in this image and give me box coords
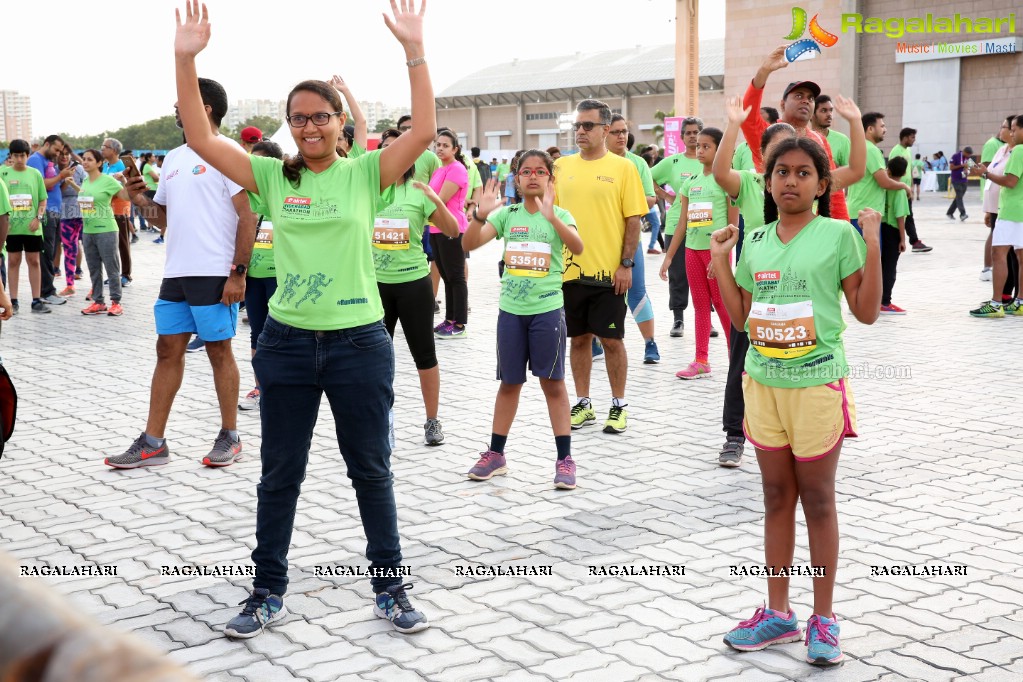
[232,115,283,139]
[373,118,396,133]
[58,115,184,152]
[651,108,675,145]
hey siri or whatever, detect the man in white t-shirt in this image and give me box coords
[105,78,257,469]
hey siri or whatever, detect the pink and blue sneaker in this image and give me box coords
[805,613,844,666]
[723,605,802,651]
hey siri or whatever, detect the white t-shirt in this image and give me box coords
[983,143,1011,214]
[154,141,245,278]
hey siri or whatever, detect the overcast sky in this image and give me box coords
[8,0,726,137]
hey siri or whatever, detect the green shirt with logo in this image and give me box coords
[0,166,46,236]
[847,141,887,216]
[651,153,704,237]
[489,204,576,315]
[735,216,867,388]
[373,180,436,284]
[249,152,384,330]
[681,171,730,250]
[79,174,122,234]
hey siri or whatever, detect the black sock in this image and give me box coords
[555,435,571,461]
[490,433,507,454]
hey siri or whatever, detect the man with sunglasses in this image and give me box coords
[554,99,647,435]
[104,78,257,470]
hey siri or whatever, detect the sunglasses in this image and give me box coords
[572,122,607,132]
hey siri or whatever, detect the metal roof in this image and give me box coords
[436,40,723,108]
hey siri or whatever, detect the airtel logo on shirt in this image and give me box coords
[756,271,781,282]
[510,226,529,234]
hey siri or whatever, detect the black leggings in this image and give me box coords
[430,232,468,325]
[378,275,438,370]
[880,225,902,306]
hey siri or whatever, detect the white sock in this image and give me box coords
[576,397,591,407]
[612,397,628,408]
[991,300,1003,307]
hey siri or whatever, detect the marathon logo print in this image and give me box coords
[283,196,312,216]
[756,271,781,282]
[510,226,529,234]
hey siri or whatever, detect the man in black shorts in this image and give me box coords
[554,99,647,434]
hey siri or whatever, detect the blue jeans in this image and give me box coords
[646,207,662,250]
[627,240,654,324]
[251,316,403,595]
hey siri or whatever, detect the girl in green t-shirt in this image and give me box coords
[660,127,737,380]
[463,150,583,490]
[711,137,882,667]
[79,149,129,316]
[374,127,459,446]
[171,0,437,638]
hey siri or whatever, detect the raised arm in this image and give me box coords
[462,178,502,251]
[842,209,882,324]
[743,45,788,171]
[378,0,435,191]
[414,180,459,238]
[714,95,748,198]
[174,0,257,192]
[709,225,750,326]
[830,95,865,190]
[329,75,368,150]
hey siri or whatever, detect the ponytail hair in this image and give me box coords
[762,137,832,224]
[282,79,345,187]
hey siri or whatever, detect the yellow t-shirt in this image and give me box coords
[554,152,647,287]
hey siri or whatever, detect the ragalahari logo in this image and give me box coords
[784,7,839,62]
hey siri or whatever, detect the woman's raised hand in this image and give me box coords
[175,0,211,59]
[383,0,426,51]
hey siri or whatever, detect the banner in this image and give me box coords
[663,117,686,156]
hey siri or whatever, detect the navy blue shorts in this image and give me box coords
[496,308,566,384]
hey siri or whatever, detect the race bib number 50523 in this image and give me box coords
[748,300,817,359]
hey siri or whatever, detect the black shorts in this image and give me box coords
[912,178,921,185]
[5,234,43,253]
[563,281,627,339]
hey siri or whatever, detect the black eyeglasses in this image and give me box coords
[608,129,629,136]
[572,122,607,132]
[287,111,342,128]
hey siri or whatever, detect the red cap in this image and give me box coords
[241,127,263,143]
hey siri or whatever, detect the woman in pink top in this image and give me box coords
[428,129,470,338]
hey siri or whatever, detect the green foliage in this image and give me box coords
[58,116,184,152]
[373,117,396,133]
[232,115,282,138]
[651,108,675,144]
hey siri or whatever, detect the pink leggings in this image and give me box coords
[60,219,83,288]
[685,247,731,362]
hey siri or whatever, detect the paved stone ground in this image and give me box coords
[1,190,1021,682]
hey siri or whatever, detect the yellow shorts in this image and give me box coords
[742,374,858,461]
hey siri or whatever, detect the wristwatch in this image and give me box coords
[231,263,248,276]
[621,258,635,268]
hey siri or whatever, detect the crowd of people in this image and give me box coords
[0,0,1018,671]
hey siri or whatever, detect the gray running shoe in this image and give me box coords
[224,589,287,638]
[105,433,170,468]
[424,418,444,446]
[30,301,51,314]
[44,294,67,305]
[202,429,242,467]
[719,436,744,467]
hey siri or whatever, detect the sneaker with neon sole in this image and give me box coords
[603,405,628,434]
[970,302,1005,318]
[676,361,712,379]
[570,401,596,429]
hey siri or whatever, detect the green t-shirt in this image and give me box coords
[414,150,440,184]
[888,143,913,186]
[489,203,575,315]
[825,130,851,167]
[732,142,755,171]
[883,187,909,228]
[79,174,122,234]
[846,141,887,216]
[998,145,1023,222]
[0,166,46,236]
[735,216,867,388]
[348,142,366,159]
[496,163,511,182]
[625,151,655,198]
[0,179,11,217]
[467,156,482,196]
[142,163,159,191]
[681,171,729,250]
[911,159,925,179]
[731,170,766,229]
[651,153,704,236]
[249,152,384,330]
[373,181,436,284]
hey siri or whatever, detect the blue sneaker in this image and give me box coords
[723,605,802,651]
[223,588,287,638]
[592,337,605,362]
[643,339,660,364]
[374,583,429,633]
[805,614,844,666]
[186,336,206,353]
[153,236,165,244]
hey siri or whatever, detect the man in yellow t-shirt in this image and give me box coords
[554,99,647,435]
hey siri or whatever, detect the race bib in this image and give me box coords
[255,221,274,249]
[10,194,32,212]
[372,217,410,250]
[505,240,552,277]
[748,300,817,359]
[688,201,713,228]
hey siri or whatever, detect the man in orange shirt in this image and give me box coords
[101,138,134,286]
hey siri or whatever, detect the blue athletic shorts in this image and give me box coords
[155,276,238,341]
[496,308,566,384]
